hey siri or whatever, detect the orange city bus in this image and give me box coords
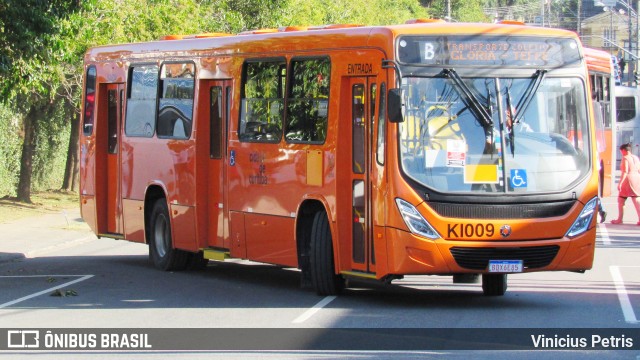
[584,47,616,198]
[80,21,599,297]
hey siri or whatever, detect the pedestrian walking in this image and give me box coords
[611,143,640,224]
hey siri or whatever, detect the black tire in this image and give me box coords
[149,199,190,271]
[309,211,344,296]
[482,274,507,296]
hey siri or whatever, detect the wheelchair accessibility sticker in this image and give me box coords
[510,169,527,188]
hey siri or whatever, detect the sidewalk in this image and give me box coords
[0,207,96,263]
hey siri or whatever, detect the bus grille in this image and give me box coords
[427,201,575,219]
[449,245,560,270]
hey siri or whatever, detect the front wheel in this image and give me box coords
[309,211,344,296]
[482,274,507,296]
[149,199,189,271]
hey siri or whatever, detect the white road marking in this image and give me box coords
[292,296,336,324]
[609,266,639,324]
[598,223,611,246]
[0,275,94,309]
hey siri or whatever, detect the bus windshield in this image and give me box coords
[399,75,590,194]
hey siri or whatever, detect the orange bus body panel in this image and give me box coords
[245,213,297,267]
[122,199,145,242]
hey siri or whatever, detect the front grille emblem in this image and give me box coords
[500,225,512,238]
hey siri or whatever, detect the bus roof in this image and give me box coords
[85,21,582,62]
[584,46,612,74]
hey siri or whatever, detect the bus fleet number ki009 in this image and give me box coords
[447,223,495,238]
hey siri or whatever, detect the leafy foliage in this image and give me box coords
[0,0,491,199]
[0,103,22,196]
[430,0,489,22]
[0,0,77,99]
[283,0,429,26]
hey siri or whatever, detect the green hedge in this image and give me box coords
[0,104,22,196]
[0,102,70,197]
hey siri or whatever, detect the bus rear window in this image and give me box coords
[616,96,636,122]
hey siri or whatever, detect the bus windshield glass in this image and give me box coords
[399,75,590,193]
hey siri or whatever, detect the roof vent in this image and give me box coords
[194,32,232,38]
[405,18,446,24]
[279,26,308,32]
[161,35,185,40]
[238,28,278,35]
[308,24,363,30]
[498,20,525,25]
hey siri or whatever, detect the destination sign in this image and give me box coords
[397,35,581,67]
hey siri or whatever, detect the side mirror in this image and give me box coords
[387,88,404,123]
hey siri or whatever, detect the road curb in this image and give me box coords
[0,235,96,264]
[24,235,96,258]
[0,253,25,263]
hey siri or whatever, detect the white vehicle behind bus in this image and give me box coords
[615,85,640,166]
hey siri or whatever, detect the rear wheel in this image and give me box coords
[149,199,189,271]
[309,211,344,295]
[482,274,507,296]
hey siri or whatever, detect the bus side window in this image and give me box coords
[239,59,286,142]
[285,57,330,143]
[125,64,159,138]
[157,63,195,139]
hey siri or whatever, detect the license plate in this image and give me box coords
[488,260,523,273]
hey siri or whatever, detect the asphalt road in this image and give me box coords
[0,195,639,359]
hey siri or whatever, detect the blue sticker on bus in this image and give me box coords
[510,169,527,188]
[230,150,236,166]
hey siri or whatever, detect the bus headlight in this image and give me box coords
[395,198,440,239]
[566,197,598,238]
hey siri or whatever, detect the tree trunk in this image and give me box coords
[16,107,39,203]
[62,111,80,192]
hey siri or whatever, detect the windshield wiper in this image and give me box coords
[442,69,493,129]
[505,70,547,157]
[514,70,547,124]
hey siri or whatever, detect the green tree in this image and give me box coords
[0,102,22,195]
[0,0,78,202]
[0,0,449,202]
[282,0,429,26]
[429,0,489,22]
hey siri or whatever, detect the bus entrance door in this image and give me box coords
[206,81,232,251]
[105,83,124,235]
[349,77,377,274]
